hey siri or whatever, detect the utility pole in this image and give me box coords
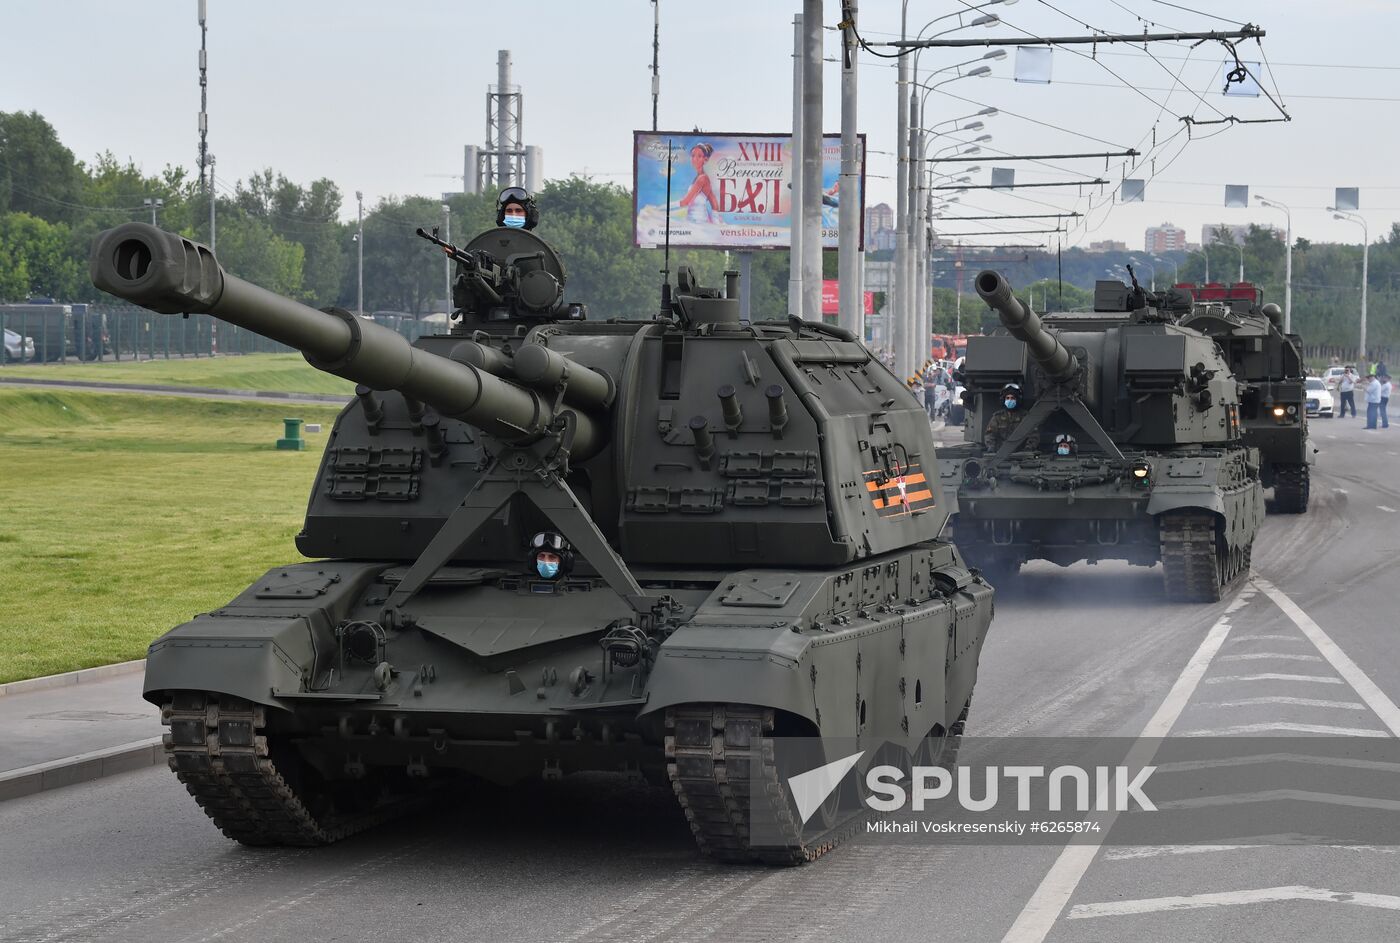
[650,0,660,132]
[197,0,209,193]
[837,1,860,338]
[207,155,216,251]
[442,204,452,315]
[356,190,364,318]
[143,197,163,226]
[788,14,804,318]
[893,9,910,380]
[801,0,823,322]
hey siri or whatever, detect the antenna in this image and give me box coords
[658,139,674,320]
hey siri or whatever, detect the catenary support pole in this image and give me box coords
[837,1,861,338]
[788,14,805,318]
[801,0,824,322]
[894,29,910,380]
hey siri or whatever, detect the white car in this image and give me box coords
[1305,377,1333,418]
[3,327,35,363]
[1322,365,1357,390]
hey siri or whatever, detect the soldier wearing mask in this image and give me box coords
[984,383,1027,451]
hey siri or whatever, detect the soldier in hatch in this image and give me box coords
[984,383,1030,452]
[497,186,540,231]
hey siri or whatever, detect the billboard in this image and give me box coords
[634,131,865,251]
[821,280,874,316]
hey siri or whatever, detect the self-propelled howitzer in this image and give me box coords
[90,222,993,863]
[936,271,1264,602]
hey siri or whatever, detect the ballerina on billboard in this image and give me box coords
[676,143,718,224]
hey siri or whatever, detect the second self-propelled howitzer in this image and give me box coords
[937,271,1264,602]
[90,220,993,863]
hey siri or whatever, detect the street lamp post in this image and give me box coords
[143,197,164,226]
[441,203,452,315]
[355,190,364,318]
[1154,255,1178,284]
[1233,242,1244,283]
[1255,195,1293,333]
[1331,207,1368,362]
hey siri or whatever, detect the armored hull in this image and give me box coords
[92,222,994,863]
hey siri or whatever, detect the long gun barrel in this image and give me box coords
[89,223,598,457]
[975,270,1078,382]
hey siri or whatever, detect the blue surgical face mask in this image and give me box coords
[1004,399,1018,410]
[1056,446,1071,456]
[536,559,560,579]
[503,215,526,229]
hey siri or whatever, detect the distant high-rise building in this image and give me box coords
[865,202,895,251]
[1087,239,1128,253]
[1145,222,1187,254]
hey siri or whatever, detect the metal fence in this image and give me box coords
[1302,344,1396,370]
[0,305,437,366]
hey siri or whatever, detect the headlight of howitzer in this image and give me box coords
[1130,461,1151,487]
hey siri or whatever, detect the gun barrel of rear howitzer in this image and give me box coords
[974,270,1078,381]
[89,223,598,457]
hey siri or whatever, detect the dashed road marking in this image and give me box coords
[1000,610,1239,943]
[1204,673,1343,685]
[1206,696,1366,710]
[1178,722,1389,737]
[1255,578,1400,737]
[1378,506,1397,513]
[1067,886,1400,920]
[1156,789,1400,812]
[1218,652,1322,662]
[1226,634,1303,644]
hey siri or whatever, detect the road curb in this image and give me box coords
[0,737,165,802]
[0,659,146,698]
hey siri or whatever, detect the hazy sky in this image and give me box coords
[3,0,1397,252]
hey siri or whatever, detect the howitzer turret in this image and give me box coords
[90,219,994,864]
[938,270,1264,602]
[91,223,603,459]
[976,270,1078,382]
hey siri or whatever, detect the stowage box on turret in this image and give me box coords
[1177,282,1311,513]
[89,217,993,864]
[936,271,1264,602]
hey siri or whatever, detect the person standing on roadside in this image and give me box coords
[1339,368,1357,418]
[1382,375,1392,429]
[1364,373,1382,430]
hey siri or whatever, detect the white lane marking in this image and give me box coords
[1204,673,1343,685]
[1218,652,1322,662]
[1105,841,1400,860]
[1154,753,1400,774]
[1255,578,1400,737]
[1378,506,1398,513]
[1155,789,1400,812]
[1206,696,1366,710]
[1334,488,1349,494]
[1226,634,1303,644]
[1000,612,1238,943]
[1178,722,1389,737]
[1067,886,1400,919]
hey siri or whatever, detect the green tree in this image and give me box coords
[0,111,83,223]
[234,169,347,306]
[0,212,84,301]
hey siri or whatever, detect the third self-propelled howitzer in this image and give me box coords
[1176,282,1311,513]
[936,270,1264,602]
[89,216,993,864]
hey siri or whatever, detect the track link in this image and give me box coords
[162,693,422,846]
[1159,510,1249,602]
[1273,463,1310,514]
[666,703,971,865]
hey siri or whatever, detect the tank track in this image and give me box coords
[1159,510,1250,603]
[665,703,970,865]
[162,693,424,846]
[1273,463,1310,514]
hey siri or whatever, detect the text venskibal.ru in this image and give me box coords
[864,765,1157,813]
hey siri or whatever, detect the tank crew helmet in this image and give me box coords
[496,186,539,231]
[1054,433,1077,457]
[1001,383,1022,410]
[528,531,573,580]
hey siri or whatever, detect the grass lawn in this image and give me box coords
[0,388,344,683]
[0,353,354,395]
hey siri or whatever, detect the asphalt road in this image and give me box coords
[2,416,1398,943]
